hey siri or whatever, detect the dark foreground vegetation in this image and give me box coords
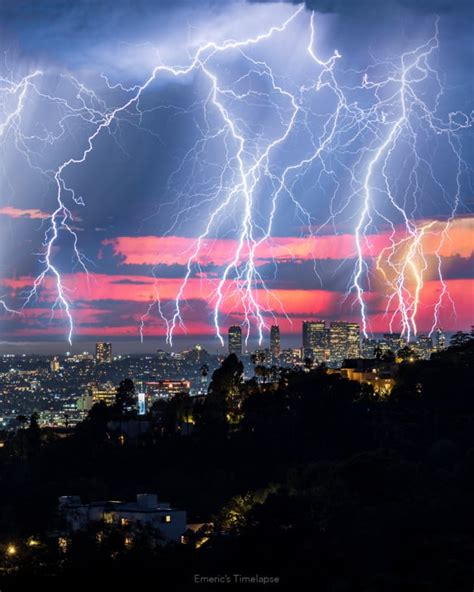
[0,336,473,590]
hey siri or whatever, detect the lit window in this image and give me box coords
[161,514,172,523]
[103,512,114,524]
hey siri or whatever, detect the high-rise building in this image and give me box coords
[346,322,361,359]
[329,321,347,367]
[50,356,60,373]
[270,325,281,359]
[228,326,242,356]
[329,321,361,367]
[96,342,112,364]
[302,320,326,362]
[435,327,446,351]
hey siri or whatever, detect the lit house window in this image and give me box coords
[120,518,129,526]
[161,515,172,523]
[103,512,114,524]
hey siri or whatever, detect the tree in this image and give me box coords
[25,412,41,458]
[381,349,396,363]
[16,414,28,429]
[449,331,471,348]
[195,354,244,436]
[115,379,136,415]
[397,346,418,362]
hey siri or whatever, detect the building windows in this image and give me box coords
[161,514,172,523]
[228,326,242,356]
[103,512,114,524]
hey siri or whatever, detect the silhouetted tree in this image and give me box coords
[115,379,136,415]
[382,349,396,363]
[450,331,471,348]
[397,346,418,362]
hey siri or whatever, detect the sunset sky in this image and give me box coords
[0,0,472,352]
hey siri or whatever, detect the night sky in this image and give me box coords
[0,0,472,352]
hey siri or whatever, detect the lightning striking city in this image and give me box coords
[0,6,471,346]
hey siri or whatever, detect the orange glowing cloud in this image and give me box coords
[0,206,49,220]
[2,272,472,336]
[104,216,473,268]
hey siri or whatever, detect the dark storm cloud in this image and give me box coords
[0,0,232,62]
[440,254,474,281]
[251,0,472,15]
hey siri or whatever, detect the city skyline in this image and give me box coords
[0,321,454,356]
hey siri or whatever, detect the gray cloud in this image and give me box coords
[251,0,472,15]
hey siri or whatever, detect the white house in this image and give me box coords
[58,493,186,543]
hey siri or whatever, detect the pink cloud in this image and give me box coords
[104,216,474,268]
[0,206,49,220]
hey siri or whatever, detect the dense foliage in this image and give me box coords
[0,341,473,589]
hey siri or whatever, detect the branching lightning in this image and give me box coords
[0,7,471,346]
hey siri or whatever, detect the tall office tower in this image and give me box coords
[435,327,446,351]
[96,342,112,364]
[302,320,326,362]
[50,356,60,373]
[346,322,361,358]
[329,321,348,367]
[228,325,242,356]
[270,325,281,359]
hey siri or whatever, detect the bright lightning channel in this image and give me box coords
[0,9,470,346]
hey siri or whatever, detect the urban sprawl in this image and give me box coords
[0,321,455,431]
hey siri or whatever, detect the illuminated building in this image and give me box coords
[67,352,94,363]
[329,322,346,367]
[346,322,361,359]
[280,348,303,367]
[254,349,272,365]
[228,325,242,356]
[302,320,326,362]
[361,338,378,359]
[328,321,360,367]
[145,380,191,400]
[58,493,186,543]
[381,333,405,355]
[96,342,112,364]
[416,334,433,360]
[76,394,93,412]
[340,359,395,396]
[435,327,446,351]
[270,325,281,359]
[50,356,60,373]
[92,388,116,406]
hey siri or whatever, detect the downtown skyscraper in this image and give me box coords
[228,325,242,356]
[329,321,361,367]
[270,325,281,359]
[302,320,326,363]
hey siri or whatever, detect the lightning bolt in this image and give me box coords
[0,9,471,346]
